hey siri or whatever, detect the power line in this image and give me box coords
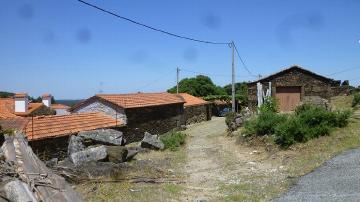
[327,66,360,76]
[232,42,257,78]
[77,0,230,45]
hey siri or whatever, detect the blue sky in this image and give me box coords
[0,0,359,99]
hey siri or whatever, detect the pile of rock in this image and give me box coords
[227,107,252,132]
[52,130,165,168]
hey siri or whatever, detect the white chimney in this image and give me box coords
[42,93,52,107]
[14,93,28,113]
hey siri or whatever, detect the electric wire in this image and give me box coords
[232,42,257,78]
[78,0,230,45]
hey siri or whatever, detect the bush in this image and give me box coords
[225,111,236,127]
[160,131,186,151]
[352,93,360,107]
[259,97,278,113]
[274,105,351,148]
[243,111,286,136]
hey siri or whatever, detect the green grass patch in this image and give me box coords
[162,183,183,194]
[160,131,186,151]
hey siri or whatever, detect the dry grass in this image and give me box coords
[76,98,360,201]
[75,148,187,202]
[216,95,360,201]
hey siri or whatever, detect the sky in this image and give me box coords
[0,0,359,99]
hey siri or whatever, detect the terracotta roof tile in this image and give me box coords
[0,117,29,131]
[51,104,70,110]
[14,93,27,98]
[95,92,185,109]
[0,98,44,117]
[178,93,209,107]
[14,103,44,116]
[25,112,123,141]
[0,98,17,118]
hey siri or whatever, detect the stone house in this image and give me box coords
[0,112,122,160]
[247,65,349,112]
[178,93,211,125]
[70,92,185,142]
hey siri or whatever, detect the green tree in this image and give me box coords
[0,91,14,98]
[167,75,226,97]
[223,82,249,105]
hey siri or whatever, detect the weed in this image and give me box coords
[160,131,186,151]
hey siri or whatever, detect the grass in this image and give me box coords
[218,95,360,201]
[160,131,187,151]
[76,182,183,202]
[75,143,187,201]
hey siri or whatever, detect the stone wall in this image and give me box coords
[248,68,345,106]
[184,104,211,125]
[73,100,127,124]
[29,136,70,161]
[121,104,184,142]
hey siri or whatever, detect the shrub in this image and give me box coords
[160,131,186,151]
[243,111,286,136]
[275,104,351,148]
[352,93,360,107]
[259,97,278,113]
[225,111,236,127]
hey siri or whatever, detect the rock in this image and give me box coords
[45,158,58,167]
[106,146,128,163]
[140,132,164,150]
[3,180,37,202]
[68,135,85,155]
[70,145,107,166]
[78,129,126,146]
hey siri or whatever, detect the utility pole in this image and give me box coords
[176,67,180,94]
[231,41,236,112]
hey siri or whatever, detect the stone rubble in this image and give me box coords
[140,132,164,150]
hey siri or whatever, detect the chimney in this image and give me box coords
[14,93,28,113]
[42,93,52,107]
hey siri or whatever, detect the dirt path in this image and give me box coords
[181,117,283,201]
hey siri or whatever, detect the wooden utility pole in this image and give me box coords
[231,41,236,112]
[176,67,180,94]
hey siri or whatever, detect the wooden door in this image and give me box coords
[275,86,301,112]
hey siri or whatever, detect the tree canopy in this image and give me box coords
[167,75,226,97]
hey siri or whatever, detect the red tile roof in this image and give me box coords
[0,117,29,131]
[178,93,209,107]
[0,98,44,117]
[73,92,185,110]
[25,112,123,141]
[51,103,70,110]
[14,93,27,98]
[0,98,18,118]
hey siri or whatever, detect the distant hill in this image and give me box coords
[0,91,14,98]
[56,99,83,107]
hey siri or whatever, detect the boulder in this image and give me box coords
[70,145,107,166]
[140,132,164,150]
[126,146,145,161]
[3,180,37,202]
[105,146,128,163]
[78,129,126,146]
[68,135,85,155]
